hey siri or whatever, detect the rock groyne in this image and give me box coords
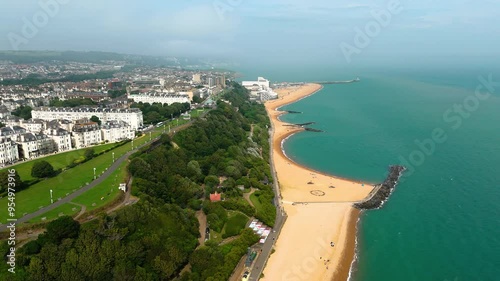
[354,165,405,210]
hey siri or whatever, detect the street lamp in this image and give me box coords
[93,167,96,180]
[149,131,152,141]
[50,189,53,204]
[112,152,115,163]
[131,139,134,150]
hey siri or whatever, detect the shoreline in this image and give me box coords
[262,84,374,281]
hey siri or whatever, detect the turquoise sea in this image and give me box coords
[242,67,500,281]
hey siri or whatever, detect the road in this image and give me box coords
[0,112,208,233]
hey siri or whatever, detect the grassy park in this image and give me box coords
[0,131,159,223]
[0,142,117,182]
[24,152,129,224]
[250,193,263,213]
[222,212,249,239]
[72,161,128,212]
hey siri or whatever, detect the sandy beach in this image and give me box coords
[262,84,374,281]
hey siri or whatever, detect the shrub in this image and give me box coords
[31,160,56,178]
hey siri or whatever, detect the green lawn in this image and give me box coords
[0,142,117,182]
[209,229,223,244]
[222,212,249,238]
[27,203,81,224]
[250,193,263,213]
[72,161,128,212]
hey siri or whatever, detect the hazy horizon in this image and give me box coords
[1,0,500,68]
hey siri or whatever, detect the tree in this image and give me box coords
[12,105,32,120]
[84,148,95,160]
[204,175,219,189]
[187,160,202,181]
[90,115,101,125]
[0,170,23,193]
[31,160,55,178]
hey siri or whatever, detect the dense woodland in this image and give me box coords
[0,83,276,281]
[131,102,191,125]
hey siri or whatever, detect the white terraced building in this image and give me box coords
[127,92,190,105]
[0,138,19,165]
[101,120,135,143]
[31,107,144,130]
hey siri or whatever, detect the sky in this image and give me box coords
[1,0,500,68]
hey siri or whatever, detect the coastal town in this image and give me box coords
[0,55,240,166]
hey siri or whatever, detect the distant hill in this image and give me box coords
[0,50,217,68]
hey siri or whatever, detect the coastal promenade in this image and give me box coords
[258,84,375,281]
[248,115,287,281]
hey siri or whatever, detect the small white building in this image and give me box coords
[19,119,45,133]
[45,127,73,152]
[242,77,278,101]
[72,120,102,149]
[127,92,190,105]
[101,120,135,143]
[242,77,271,91]
[0,138,19,165]
[16,133,56,159]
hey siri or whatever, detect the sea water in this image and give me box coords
[276,69,500,281]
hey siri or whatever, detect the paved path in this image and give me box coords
[248,125,287,281]
[195,210,207,246]
[69,202,87,220]
[243,188,257,207]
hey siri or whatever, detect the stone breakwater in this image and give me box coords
[354,165,406,210]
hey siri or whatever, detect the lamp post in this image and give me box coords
[93,167,96,180]
[50,189,53,204]
[131,139,134,150]
[112,152,115,163]
[149,131,152,141]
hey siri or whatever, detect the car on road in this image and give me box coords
[242,271,250,281]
